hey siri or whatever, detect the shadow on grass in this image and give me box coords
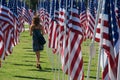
[84,75,101,79]
[22,55,35,58]
[14,75,50,80]
[83,60,88,63]
[28,67,62,72]
[23,47,33,52]
[13,63,33,67]
[84,75,96,79]
[24,60,36,62]
[28,68,52,72]
[25,50,34,52]
[23,47,32,49]
[24,60,45,63]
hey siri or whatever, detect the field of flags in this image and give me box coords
[0,0,120,80]
[0,0,32,64]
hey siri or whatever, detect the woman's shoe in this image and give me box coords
[36,64,42,70]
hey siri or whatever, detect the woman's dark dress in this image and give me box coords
[32,29,43,52]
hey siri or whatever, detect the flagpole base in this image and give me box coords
[0,59,1,68]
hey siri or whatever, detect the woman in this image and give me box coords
[30,15,44,69]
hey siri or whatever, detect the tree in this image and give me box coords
[25,0,38,11]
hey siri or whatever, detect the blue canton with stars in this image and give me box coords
[109,0,119,46]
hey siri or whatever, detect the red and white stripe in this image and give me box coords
[48,20,58,50]
[86,9,95,39]
[0,5,14,59]
[61,5,84,79]
[0,27,4,59]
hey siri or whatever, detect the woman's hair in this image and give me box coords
[32,16,40,26]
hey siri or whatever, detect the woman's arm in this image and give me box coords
[39,24,44,35]
[30,25,33,36]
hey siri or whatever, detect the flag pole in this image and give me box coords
[54,0,61,79]
[116,1,120,80]
[86,0,102,79]
[63,0,68,80]
[58,0,66,79]
[49,0,57,80]
[96,0,106,80]
[68,0,73,79]
[0,58,1,68]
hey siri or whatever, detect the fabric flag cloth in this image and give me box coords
[116,0,120,80]
[61,0,84,79]
[50,0,61,54]
[78,0,87,41]
[95,0,120,80]
[0,0,14,60]
[17,0,24,33]
[61,0,71,72]
[43,0,50,34]
[0,27,4,59]
[86,0,97,40]
[22,1,32,25]
[48,0,55,49]
[115,0,120,28]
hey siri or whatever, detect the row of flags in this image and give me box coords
[0,0,32,66]
[38,0,120,80]
[0,0,119,80]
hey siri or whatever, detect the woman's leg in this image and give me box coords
[35,51,42,69]
[35,51,40,65]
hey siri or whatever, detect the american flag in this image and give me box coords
[115,0,120,28]
[0,26,4,59]
[56,0,67,71]
[13,0,20,46]
[95,0,119,79]
[17,0,24,33]
[54,0,59,21]
[78,0,87,40]
[116,0,120,80]
[48,0,55,49]
[50,0,55,18]
[22,1,32,25]
[87,0,97,39]
[43,0,50,34]
[50,0,60,53]
[0,0,14,59]
[28,9,34,18]
[63,0,84,79]
[57,0,66,50]
[61,0,71,74]
[7,0,17,47]
[39,0,45,22]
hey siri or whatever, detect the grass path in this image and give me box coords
[0,30,101,80]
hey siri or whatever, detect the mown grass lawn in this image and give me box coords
[0,29,101,80]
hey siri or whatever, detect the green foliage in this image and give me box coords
[0,29,101,80]
[25,0,38,10]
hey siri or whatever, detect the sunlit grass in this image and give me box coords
[0,29,101,80]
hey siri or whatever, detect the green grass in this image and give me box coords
[0,30,101,80]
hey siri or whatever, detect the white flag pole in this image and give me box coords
[96,0,106,80]
[117,42,120,80]
[86,0,102,79]
[45,1,55,73]
[67,0,73,79]
[116,1,120,80]
[49,0,58,80]
[58,0,65,80]
[54,0,61,79]
[60,0,68,79]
